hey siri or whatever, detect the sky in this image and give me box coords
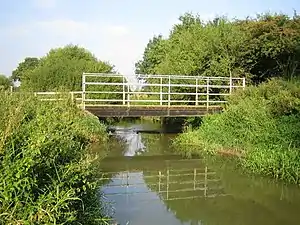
[0,0,299,77]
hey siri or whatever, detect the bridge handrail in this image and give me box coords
[32,74,246,110]
[82,73,246,109]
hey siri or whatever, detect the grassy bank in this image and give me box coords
[174,78,300,184]
[0,93,109,224]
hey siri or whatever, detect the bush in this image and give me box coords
[174,78,300,183]
[0,93,109,224]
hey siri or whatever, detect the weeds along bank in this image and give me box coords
[174,78,300,184]
[0,93,109,224]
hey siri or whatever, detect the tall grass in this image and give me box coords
[174,78,300,184]
[0,92,109,224]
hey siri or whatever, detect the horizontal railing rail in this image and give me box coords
[31,73,246,111]
[34,91,83,103]
[101,167,228,201]
[82,73,246,109]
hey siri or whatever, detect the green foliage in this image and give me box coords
[236,13,300,83]
[136,12,300,83]
[0,75,11,91]
[11,57,40,81]
[135,35,167,74]
[0,93,109,224]
[20,45,114,91]
[174,78,300,184]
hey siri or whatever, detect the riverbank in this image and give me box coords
[174,78,300,184]
[0,93,109,224]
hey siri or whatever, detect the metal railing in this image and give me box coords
[34,91,82,104]
[82,73,246,109]
[32,73,246,110]
[101,167,228,201]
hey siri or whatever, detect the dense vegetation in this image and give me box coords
[2,9,300,224]
[135,13,300,104]
[17,45,114,91]
[0,93,109,224]
[174,78,300,183]
[0,75,10,91]
[136,12,300,82]
[134,12,300,183]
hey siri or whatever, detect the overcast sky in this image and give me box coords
[0,0,299,76]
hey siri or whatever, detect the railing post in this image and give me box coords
[127,84,130,107]
[166,169,169,200]
[82,73,86,109]
[70,92,74,102]
[160,77,163,106]
[193,168,196,190]
[206,78,209,110]
[242,78,246,89]
[158,171,161,193]
[123,76,125,105]
[204,166,208,197]
[229,77,232,94]
[195,79,198,106]
[168,75,171,107]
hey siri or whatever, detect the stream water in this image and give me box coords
[98,121,300,225]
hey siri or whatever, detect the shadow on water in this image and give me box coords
[97,121,300,225]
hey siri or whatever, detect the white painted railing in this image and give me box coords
[34,91,82,103]
[33,73,246,109]
[81,73,246,109]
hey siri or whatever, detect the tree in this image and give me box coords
[0,75,11,91]
[20,44,115,91]
[135,35,167,74]
[136,12,300,84]
[236,13,300,83]
[12,57,40,81]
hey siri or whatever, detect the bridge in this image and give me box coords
[35,73,246,117]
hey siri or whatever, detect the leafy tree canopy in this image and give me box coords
[21,45,114,91]
[0,75,11,91]
[136,12,300,83]
[12,57,40,81]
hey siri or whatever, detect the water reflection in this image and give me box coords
[101,163,216,225]
[99,123,300,225]
[112,129,145,156]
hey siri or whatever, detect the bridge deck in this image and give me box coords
[85,105,222,117]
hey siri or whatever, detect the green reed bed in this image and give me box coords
[174,78,300,184]
[0,93,110,224]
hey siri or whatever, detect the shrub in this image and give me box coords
[0,93,108,224]
[174,78,300,183]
